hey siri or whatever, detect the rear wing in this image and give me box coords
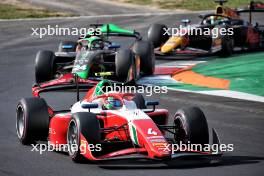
[101,23,142,40]
[83,23,142,40]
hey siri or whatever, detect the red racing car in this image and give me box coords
[16,80,222,163]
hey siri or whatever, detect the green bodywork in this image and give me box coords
[101,23,135,35]
[71,51,91,79]
[95,80,112,96]
[76,70,88,79]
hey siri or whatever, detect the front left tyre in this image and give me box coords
[16,97,50,145]
[173,107,209,149]
[67,112,100,162]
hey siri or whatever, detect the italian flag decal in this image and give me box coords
[130,124,139,146]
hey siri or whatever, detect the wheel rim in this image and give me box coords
[67,120,79,155]
[16,105,25,139]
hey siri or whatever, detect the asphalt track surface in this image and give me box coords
[0,3,264,176]
[22,0,165,15]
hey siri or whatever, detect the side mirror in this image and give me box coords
[62,44,74,49]
[81,103,99,109]
[108,43,121,49]
[181,19,191,26]
[144,101,159,112]
[145,101,159,106]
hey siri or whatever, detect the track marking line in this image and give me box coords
[167,88,264,103]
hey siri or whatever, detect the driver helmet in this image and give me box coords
[88,36,104,50]
[104,96,122,110]
[77,36,104,51]
[207,16,224,25]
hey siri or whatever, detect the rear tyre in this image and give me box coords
[173,107,209,150]
[133,40,155,75]
[147,24,169,48]
[58,41,77,52]
[16,98,49,145]
[115,49,134,82]
[67,112,100,162]
[35,50,55,83]
[132,93,146,109]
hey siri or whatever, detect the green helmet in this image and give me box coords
[94,80,112,96]
[88,36,104,50]
[104,96,122,110]
[79,36,104,50]
[87,36,101,43]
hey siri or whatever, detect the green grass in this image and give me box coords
[192,52,264,96]
[117,0,264,10]
[0,3,74,19]
[167,52,264,97]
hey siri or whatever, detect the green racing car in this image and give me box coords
[35,23,155,84]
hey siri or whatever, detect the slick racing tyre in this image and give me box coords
[67,112,100,162]
[58,41,77,52]
[16,98,50,145]
[133,40,155,75]
[218,34,234,57]
[132,93,146,109]
[35,50,55,83]
[147,23,169,48]
[173,107,209,149]
[115,49,135,82]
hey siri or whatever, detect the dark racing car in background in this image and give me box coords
[147,0,264,59]
[35,23,155,84]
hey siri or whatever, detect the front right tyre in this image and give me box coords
[35,50,55,83]
[16,97,49,145]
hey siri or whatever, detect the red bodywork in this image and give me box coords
[31,72,221,161]
[33,75,174,160]
[48,96,170,160]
